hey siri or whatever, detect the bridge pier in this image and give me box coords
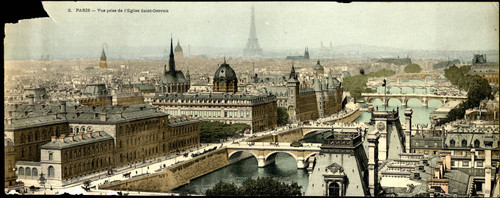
[257,156,275,168]
[401,97,407,106]
[296,157,306,169]
[382,98,388,106]
[422,97,428,107]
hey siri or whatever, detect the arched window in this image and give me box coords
[48,166,55,177]
[49,153,53,161]
[32,168,38,177]
[474,140,480,148]
[19,167,24,176]
[76,128,79,133]
[70,128,73,133]
[82,127,85,132]
[26,167,31,176]
[329,182,341,197]
[462,140,467,147]
[449,140,455,147]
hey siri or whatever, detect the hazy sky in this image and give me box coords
[4,2,499,59]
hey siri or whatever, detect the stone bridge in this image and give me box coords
[226,142,321,168]
[395,73,441,79]
[362,93,467,107]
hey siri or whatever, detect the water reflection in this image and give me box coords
[172,153,309,195]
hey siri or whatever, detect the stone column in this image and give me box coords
[470,148,475,168]
[367,132,379,196]
[404,108,413,153]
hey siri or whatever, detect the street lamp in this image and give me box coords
[38,173,46,195]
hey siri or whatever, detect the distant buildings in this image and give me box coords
[378,56,412,65]
[174,40,184,58]
[286,47,310,61]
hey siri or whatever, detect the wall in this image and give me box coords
[99,148,229,192]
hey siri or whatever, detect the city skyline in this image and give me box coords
[4,2,500,60]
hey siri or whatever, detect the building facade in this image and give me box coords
[150,93,277,133]
[213,59,238,93]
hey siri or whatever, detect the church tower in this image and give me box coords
[99,48,107,68]
[286,62,300,122]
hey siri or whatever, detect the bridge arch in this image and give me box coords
[428,99,444,107]
[228,150,259,162]
[264,151,299,162]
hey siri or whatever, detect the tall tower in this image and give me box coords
[243,6,263,57]
[99,48,107,68]
[169,37,176,71]
[286,62,300,122]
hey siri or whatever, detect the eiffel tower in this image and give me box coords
[243,6,263,57]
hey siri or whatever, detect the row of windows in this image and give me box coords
[17,125,66,144]
[165,109,251,118]
[17,167,38,177]
[62,141,113,160]
[449,139,481,148]
[63,157,110,178]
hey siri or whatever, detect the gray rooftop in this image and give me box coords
[41,131,114,150]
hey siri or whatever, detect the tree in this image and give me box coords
[205,177,302,196]
[277,107,289,126]
[404,64,422,73]
[205,182,240,196]
[200,121,250,143]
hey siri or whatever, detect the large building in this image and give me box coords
[213,58,238,93]
[159,38,190,93]
[5,102,200,188]
[266,63,344,122]
[150,93,277,133]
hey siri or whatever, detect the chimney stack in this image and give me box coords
[96,131,101,136]
[51,136,57,142]
[484,137,494,197]
[60,101,66,112]
[86,131,92,138]
[69,133,75,141]
[78,132,83,140]
[59,134,66,142]
[404,108,413,153]
[7,118,12,125]
[100,113,107,122]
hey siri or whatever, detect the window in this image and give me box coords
[424,150,429,155]
[26,167,31,176]
[477,161,483,167]
[48,166,55,177]
[49,153,53,161]
[451,161,456,166]
[461,140,467,147]
[329,182,341,197]
[474,140,480,148]
[462,161,469,167]
[449,139,455,147]
[32,168,38,177]
[19,167,24,176]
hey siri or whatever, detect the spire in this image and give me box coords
[101,48,106,59]
[169,36,175,71]
[288,62,298,82]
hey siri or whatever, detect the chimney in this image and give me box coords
[86,131,92,138]
[68,133,75,141]
[60,101,66,112]
[29,96,34,105]
[100,113,107,122]
[434,166,440,179]
[59,134,66,142]
[51,136,57,141]
[78,132,83,140]
[96,131,101,136]
[7,118,12,125]
[484,137,494,197]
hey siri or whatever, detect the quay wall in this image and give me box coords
[99,148,229,193]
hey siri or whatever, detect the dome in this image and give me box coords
[174,42,183,52]
[314,60,324,71]
[214,59,237,83]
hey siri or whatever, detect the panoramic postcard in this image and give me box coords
[4,1,499,197]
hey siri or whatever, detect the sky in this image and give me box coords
[4,2,499,59]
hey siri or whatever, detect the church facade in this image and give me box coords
[159,38,190,93]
